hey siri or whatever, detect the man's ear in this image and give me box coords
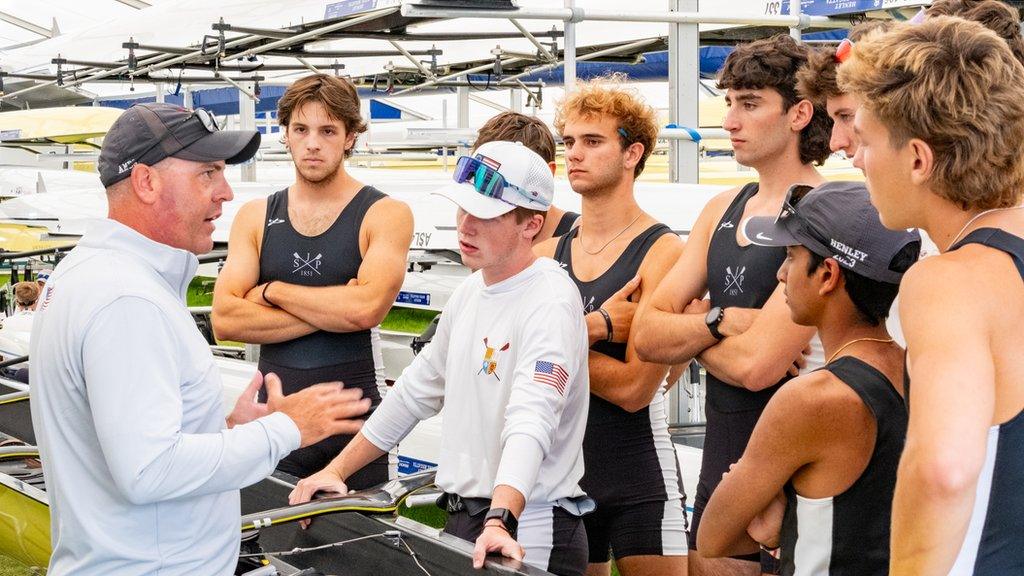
[523,213,545,241]
[128,164,160,205]
[790,99,815,132]
[622,142,644,173]
[818,257,843,297]
[907,138,935,187]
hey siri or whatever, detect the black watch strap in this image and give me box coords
[484,507,519,539]
[705,306,725,340]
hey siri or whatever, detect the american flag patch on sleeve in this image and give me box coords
[534,361,569,395]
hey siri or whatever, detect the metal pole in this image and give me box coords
[183,85,193,109]
[392,56,524,96]
[296,57,322,74]
[789,0,802,40]
[510,88,523,113]
[217,71,259,102]
[238,83,257,182]
[563,0,577,92]
[509,19,557,63]
[400,4,839,28]
[457,77,470,156]
[0,6,398,103]
[147,7,400,74]
[155,82,165,103]
[669,0,700,184]
[389,40,437,79]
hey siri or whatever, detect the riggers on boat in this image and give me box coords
[0,436,555,575]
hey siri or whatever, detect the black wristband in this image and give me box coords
[262,281,276,307]
[597,307,614,342]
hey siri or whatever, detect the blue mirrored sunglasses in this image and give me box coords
[453,155,535,204]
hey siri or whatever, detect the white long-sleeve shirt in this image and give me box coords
[363,257,589,504]
[29,219,300,576]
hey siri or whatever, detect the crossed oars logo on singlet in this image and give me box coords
[725,265,746,295]
[292,252,323,276]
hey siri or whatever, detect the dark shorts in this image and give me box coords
[444,504,589,576]
[584,498,688,563]
[688,402,763,562]
[258,357,389,487]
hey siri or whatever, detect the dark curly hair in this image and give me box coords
[718,34,833,165]
[796,21,894,105]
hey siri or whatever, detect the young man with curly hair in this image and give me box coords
[839,16,1024,575]
[635,33,833,576]
[534,76,688,576]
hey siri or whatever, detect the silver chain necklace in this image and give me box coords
[577,212,643,255]
[946,205,1024,251]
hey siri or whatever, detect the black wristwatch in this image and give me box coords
[705,306,725,340]
[484,507,519,540]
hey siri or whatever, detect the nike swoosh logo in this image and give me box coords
[267,218,286,227]
[756,232,773,242]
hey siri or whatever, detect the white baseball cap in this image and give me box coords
[431,140,553,219]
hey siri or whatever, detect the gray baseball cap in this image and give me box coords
[97,103,260,188]
[743,181,921,284]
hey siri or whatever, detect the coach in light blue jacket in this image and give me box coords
[29,103,369,575]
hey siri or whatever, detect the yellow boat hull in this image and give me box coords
[0,470,50,572]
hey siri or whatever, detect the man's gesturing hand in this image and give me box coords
[264,373,371,448]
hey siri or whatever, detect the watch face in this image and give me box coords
[705,307,721,324]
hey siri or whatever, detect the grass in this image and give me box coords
[0,555,32,576]
[380,307,439,335]
[398,501,448,529]
[187,276,215,307]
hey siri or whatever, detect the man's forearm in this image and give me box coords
[585,312,607,346]
[269,282,391,333]
[327,432,388,481]
[698,333,792,392]
[589,351,669,413]
[634,308,717,365]
[213,296,318,344]
[489,484,526,519]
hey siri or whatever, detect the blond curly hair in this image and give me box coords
[554,75,659,179]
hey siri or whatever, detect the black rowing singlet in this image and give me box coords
[706,183,787,412]
[256,186,389,483]
[779,356,907,575]
[553,211,581,238]
[554,224,685,506]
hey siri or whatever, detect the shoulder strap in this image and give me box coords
[716,182,759,228]
[825,356,905,417]
[554,211,581,237]
[951,227,1024,280]
[620,223,672,263]
[553,226,578,266]
[346,186,387,222]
